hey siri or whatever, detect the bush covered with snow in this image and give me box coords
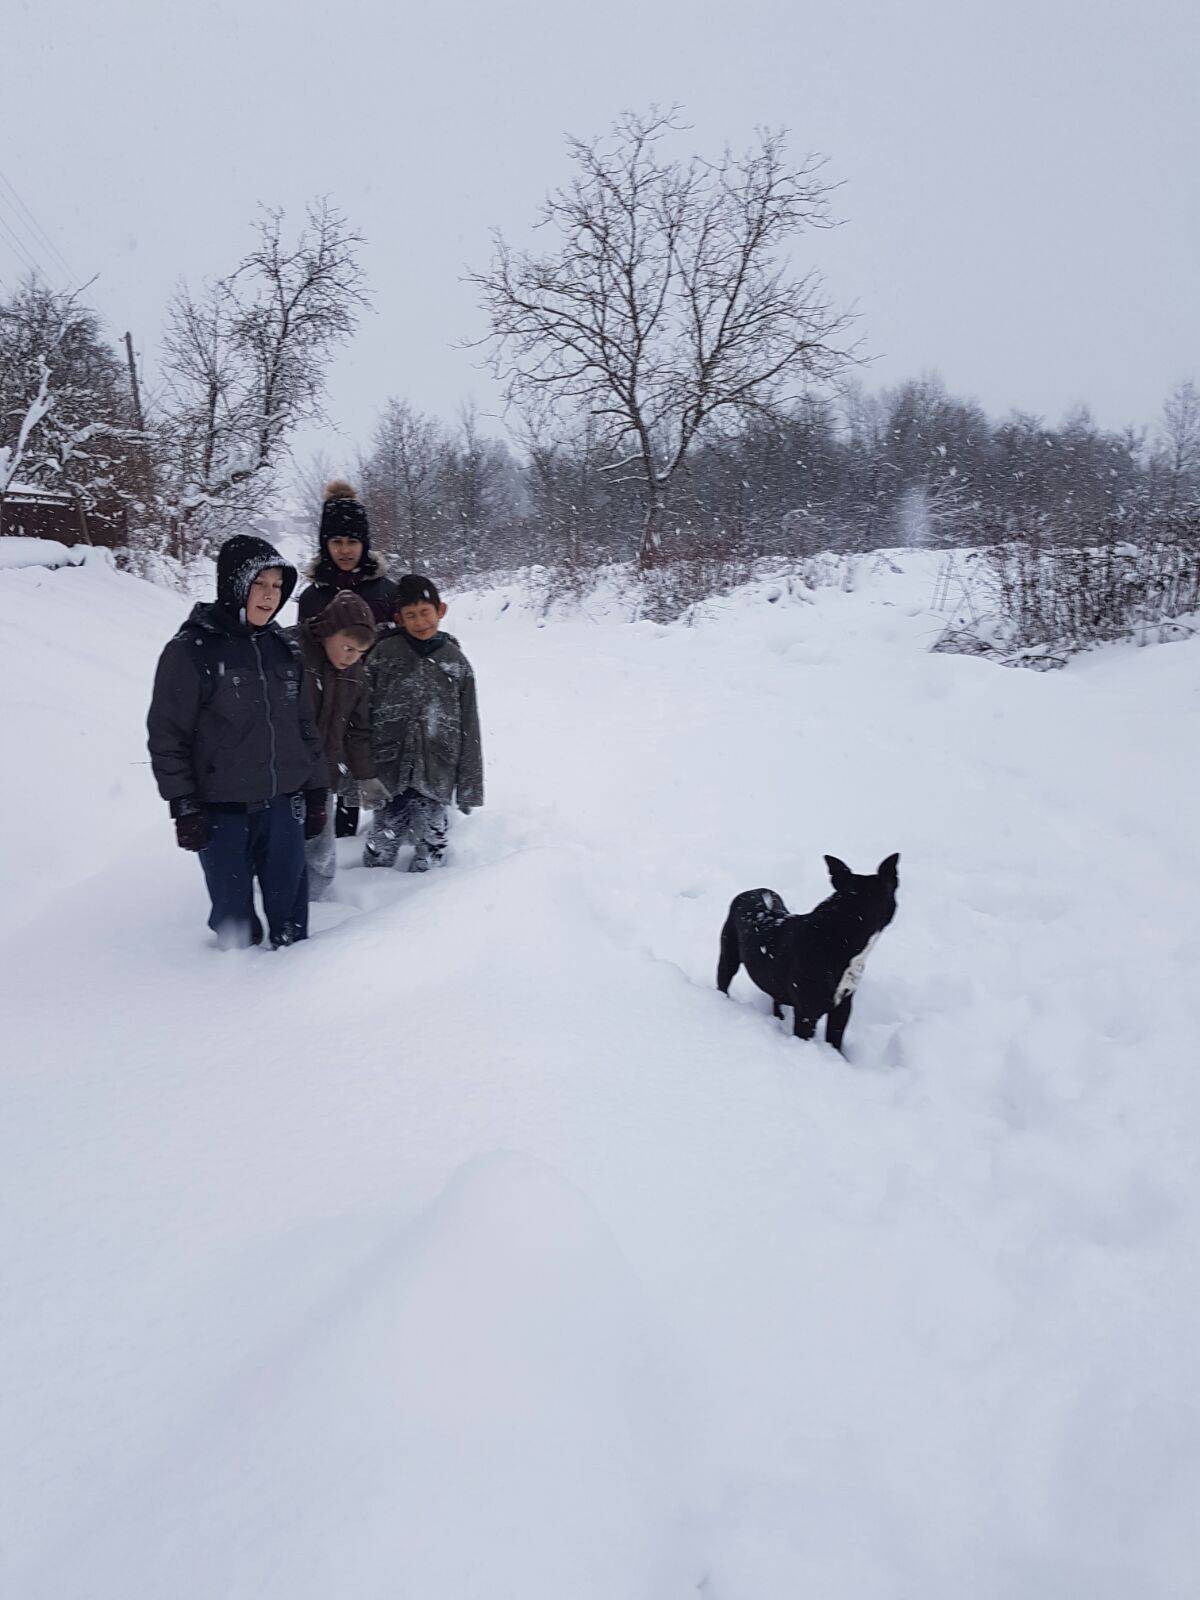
[932,512,1200,665]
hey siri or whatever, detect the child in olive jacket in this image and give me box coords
[363,574,483,872]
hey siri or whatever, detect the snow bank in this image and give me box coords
[0,552,182,929]
[0,535,91,570]
[2,548,1197,1598]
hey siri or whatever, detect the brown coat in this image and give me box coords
[291,622,376,791]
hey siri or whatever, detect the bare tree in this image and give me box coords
[360,397,447,566]
[1157,379,1200,508]
[293,449,336,526]
[469,108,854,567]
[157,199,367,558]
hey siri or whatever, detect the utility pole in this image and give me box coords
[123,332,144,432]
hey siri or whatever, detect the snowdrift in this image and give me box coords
[1,550,1197,1598]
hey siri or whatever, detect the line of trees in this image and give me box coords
[345,373,1200,583]
[4,107,1198,593]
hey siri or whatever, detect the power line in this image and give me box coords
[0,195,67,287]
[0,168,76,285]
[0,190,62,286]
[0,208,43,281]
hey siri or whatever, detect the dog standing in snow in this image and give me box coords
[717,854,900,1052]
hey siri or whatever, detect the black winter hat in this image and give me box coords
[319,479,370,557]
[216,534,296,622]
[394,573,442,610]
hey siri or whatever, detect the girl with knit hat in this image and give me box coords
[296,480,398,627]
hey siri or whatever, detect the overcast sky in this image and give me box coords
[4,0,1197,468]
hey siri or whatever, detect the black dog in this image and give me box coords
[718,854,899,1051]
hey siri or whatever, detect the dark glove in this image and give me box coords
[304,791,328,840]
[174,811,210,852]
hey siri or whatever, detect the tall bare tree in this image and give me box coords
[158,199,367,558]
[469,108,854,567]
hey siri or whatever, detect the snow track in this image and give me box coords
[1,551,1197,1597]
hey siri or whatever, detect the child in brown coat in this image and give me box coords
[292,591,388,899]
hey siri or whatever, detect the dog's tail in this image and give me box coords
[717,907,741,994]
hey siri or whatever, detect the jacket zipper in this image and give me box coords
[252,634,278,796]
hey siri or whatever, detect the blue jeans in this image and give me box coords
[199,793,309,948]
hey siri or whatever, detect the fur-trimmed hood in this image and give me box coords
[296,551,399,628]
[303,549,390,585]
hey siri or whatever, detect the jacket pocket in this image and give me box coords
[275,661,301,702]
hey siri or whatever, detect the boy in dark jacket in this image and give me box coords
[147,534,327,949]
[296,480,397,627]
[291,590,388,900]
[363,574,484,873]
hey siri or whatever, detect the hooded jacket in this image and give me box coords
[368,630,483,808]
[147,535,326,809]
[288,592,377,791]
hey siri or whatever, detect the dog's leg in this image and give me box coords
[772,999,784,1020]
[792,1012,816,1041]
[717,913,741,993]
[825,995,853,1054]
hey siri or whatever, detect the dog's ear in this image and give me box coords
[825,855,853,891]
[877,852,900,886]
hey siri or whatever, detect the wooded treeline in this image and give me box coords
[4,257,1196,582]
[350,376,1200,583]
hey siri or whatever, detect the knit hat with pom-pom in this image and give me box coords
[318,479,370,555]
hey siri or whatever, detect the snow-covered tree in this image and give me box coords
[0,277,139,530]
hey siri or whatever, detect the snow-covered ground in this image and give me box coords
[1,547,1197,1598]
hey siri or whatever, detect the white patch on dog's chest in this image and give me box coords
[834,932,880,1005]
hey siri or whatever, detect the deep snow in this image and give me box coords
[1,548,1197,1598]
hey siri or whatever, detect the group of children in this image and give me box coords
[147,481,483,949]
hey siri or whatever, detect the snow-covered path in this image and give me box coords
[1,553,1197,1598]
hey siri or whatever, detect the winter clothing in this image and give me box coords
[357,777,391,811]
[285,596,379,900]
[305,802,339,902]
[400,630,446,658]
[147,534,326,948]
[200,794,308,948]
[335,797,360,838]
[367,628,484,810]
[308,588,376,642]
[175,812,211,853]
[363,788,450,871]
[296,547,398,627]
[148,537,326,808]
[319,493,370,547]
[303,794,328,840]
[289,598,377,902]
[291,606,376,789]
[296,482,397,625]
